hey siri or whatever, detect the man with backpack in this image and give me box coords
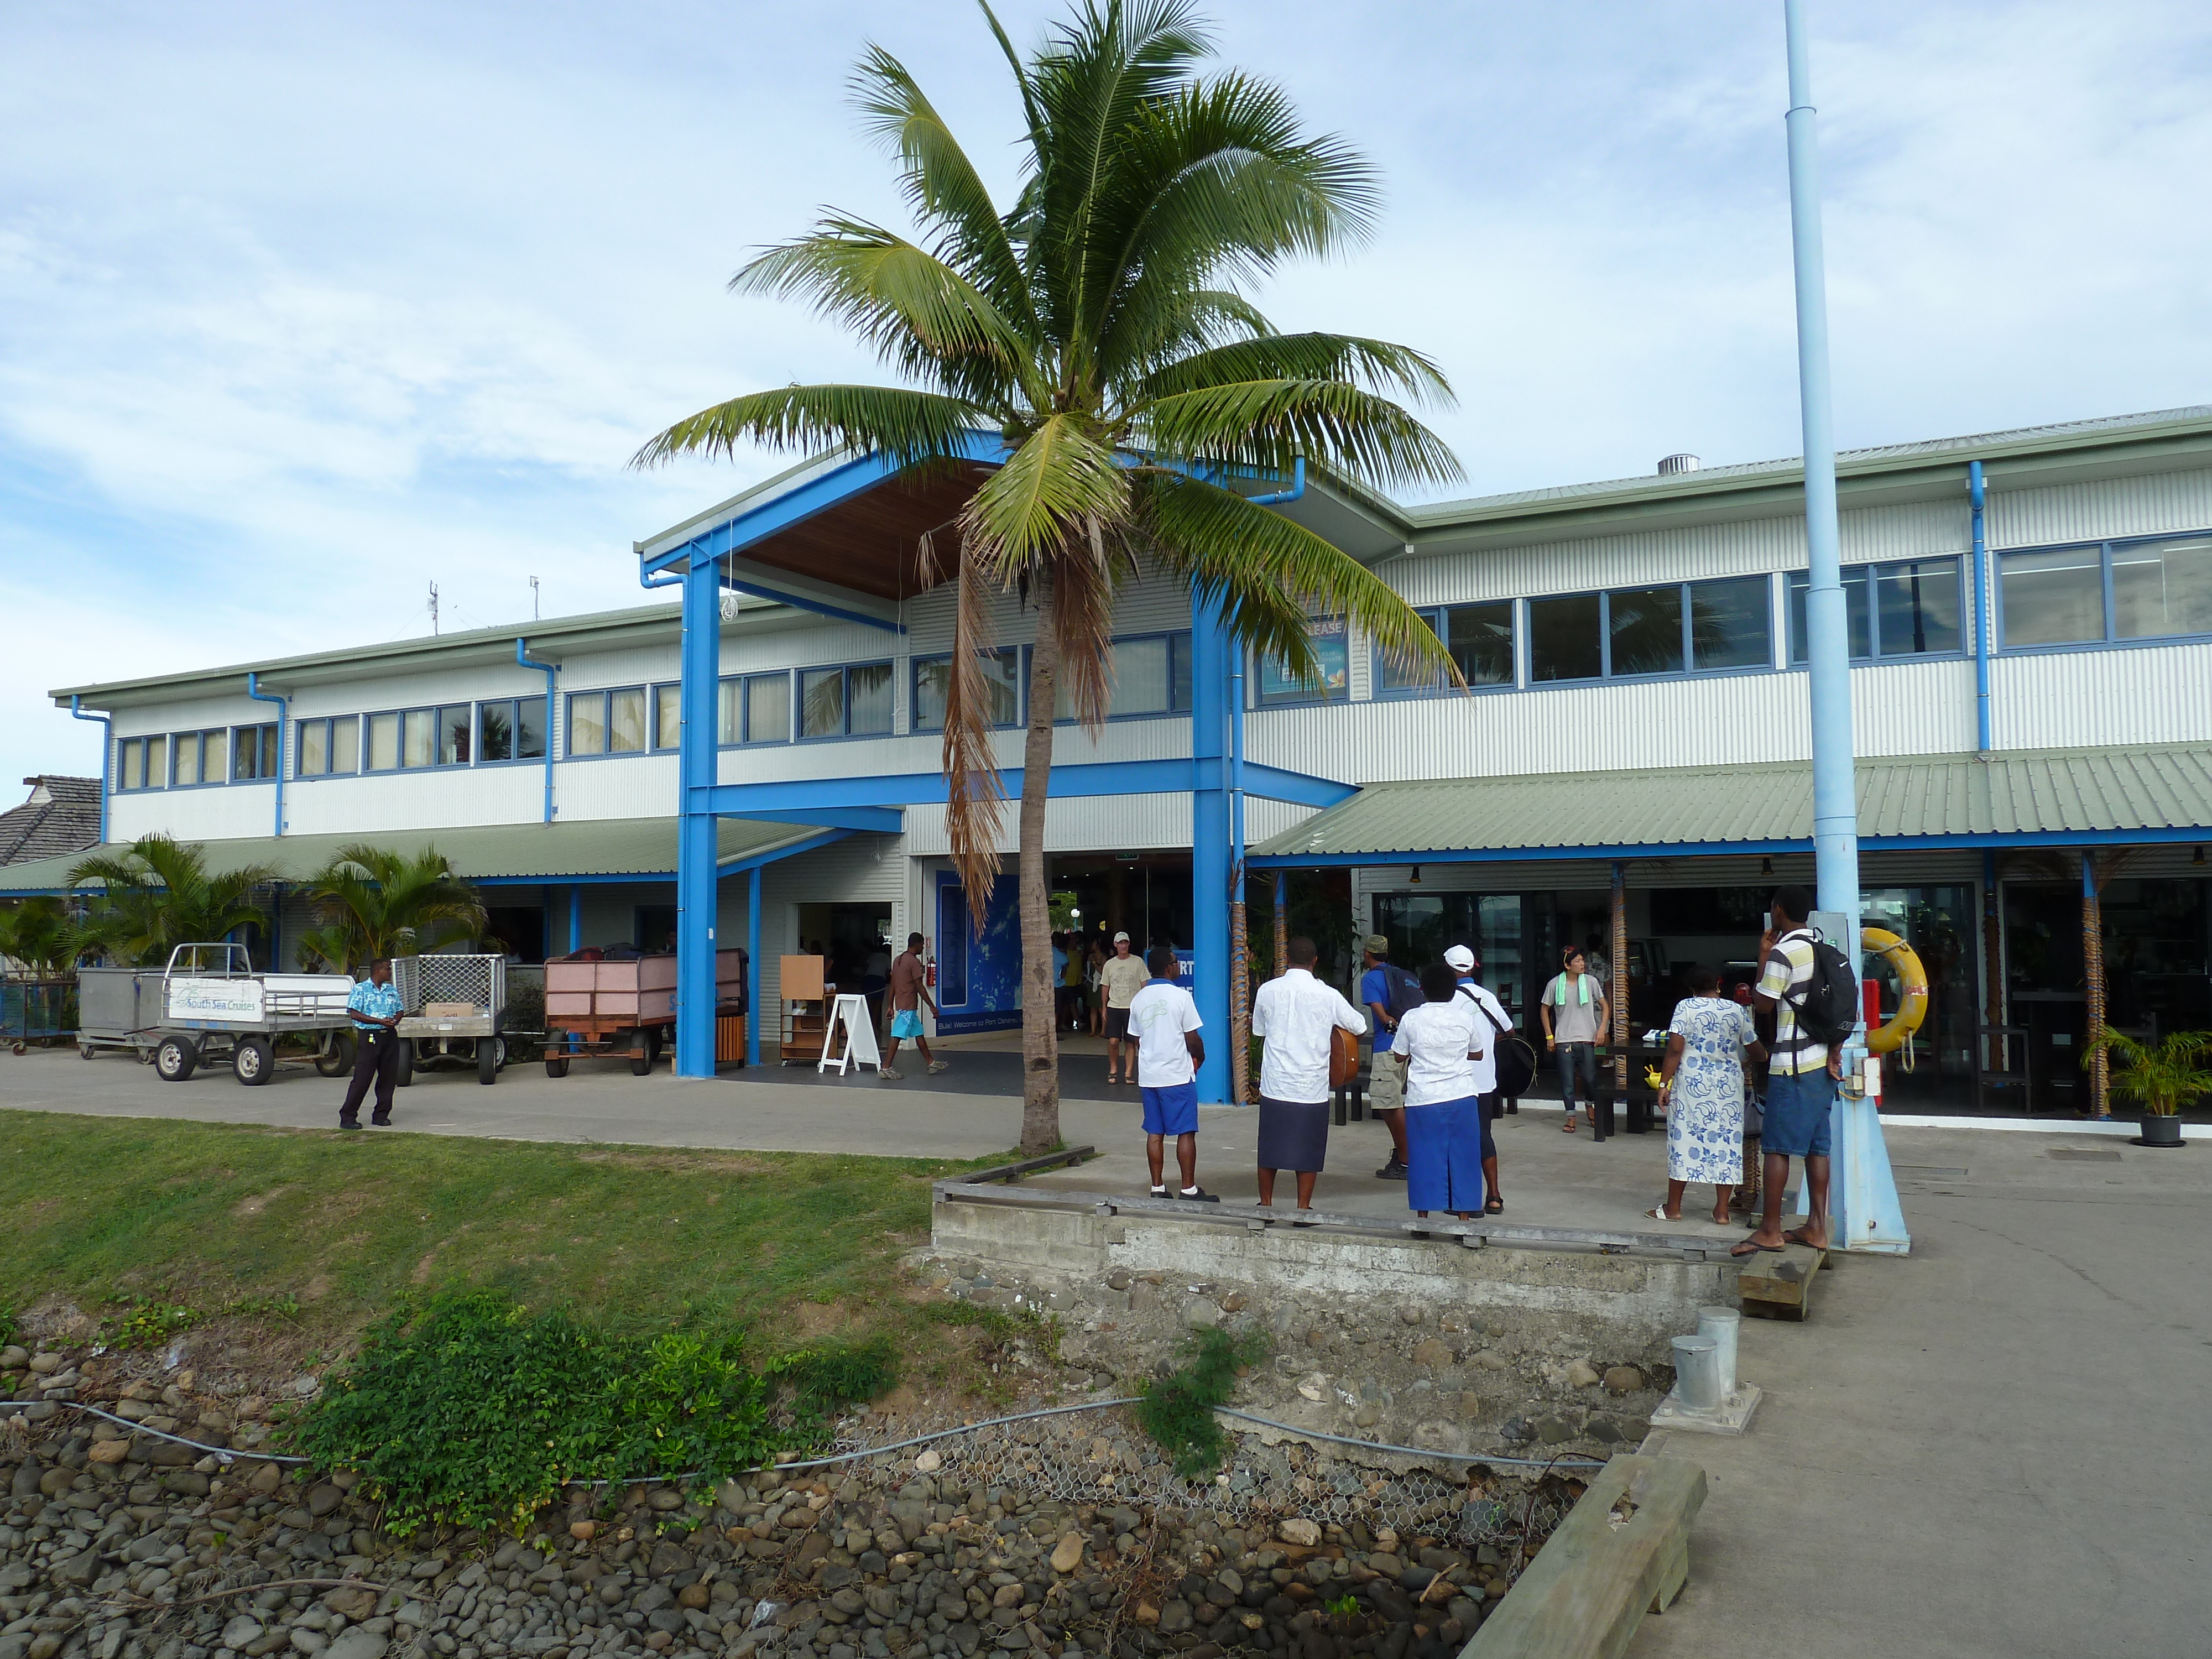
[1446,945,1516,1213]
[1736,884,1848,1258]
[1359,935,1421,1180]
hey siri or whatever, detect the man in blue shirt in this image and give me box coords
[1359,935,1413,1181]
[339,958,405,1129]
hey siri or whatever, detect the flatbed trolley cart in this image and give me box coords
[143,943,357,1086]
[392,953,510,1086]
[542,952,674,1077]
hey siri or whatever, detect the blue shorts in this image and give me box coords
[890,1009,926,1039]
[1141,1083,1199,1137]
[1762,1067,1834,1159]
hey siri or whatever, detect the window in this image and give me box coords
[2001,546,2104,648]
[1256,618,1350,706]
[1105,633,1191,716]
[119,735,167,791]
[476,698,545,764]
[718,672,791,744]
[296,716,361,777]
[437,705,472,766]
[1528,593,1602,682]
[172,729,225,787]
[232,724,279,780]
[367,712,400,771]
[401,709,436,769]
[799,662,895,739]
[653,684,682,751]
[609,688,647,753]
[1377,603,1514,693]
[2112,535,2212,640]
[564,687,649,757]
[1535,576,1775,681]
[1790,560,1961,662]
[915,649,1022,731]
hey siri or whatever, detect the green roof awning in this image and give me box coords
[1253,744,2212,863]
[0,815,840,895]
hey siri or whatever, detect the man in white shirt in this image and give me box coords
[1447,944,1513,1214]
[1099,931,1152,1084]
[1128,946,1215,1202]
[1249,935,1368,1212]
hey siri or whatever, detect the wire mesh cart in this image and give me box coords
[4,976,76,1055]
[147,943,357,1086]
[392,953,509,1086]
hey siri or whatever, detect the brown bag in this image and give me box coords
[1329,1026,1360,1091]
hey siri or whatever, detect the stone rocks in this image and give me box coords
[1564,1360,1601,1390]
[1410,1339,1453,1371]
[1050,1532,1086,1573]
[322,1631,387,1659]
[1277,1517,1322,1547]
[1603,1365,1645,1395]
[914,1449,942,1473]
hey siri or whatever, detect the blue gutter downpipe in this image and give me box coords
[674,548,724,1078]
[69,696,109,847]
[244,674,287,837]
[1970,460,1993,753]
[1245,457,1305,508]
[517,638,559,822]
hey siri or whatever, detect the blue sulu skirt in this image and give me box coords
[1405,1095,1484,1214]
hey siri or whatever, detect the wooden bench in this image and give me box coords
[1735,1219,1830,1321]
[1464,1453,1707,1659]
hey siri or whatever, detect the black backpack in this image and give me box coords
[1782,928,1858,1046]
[1376,964,1423,1024]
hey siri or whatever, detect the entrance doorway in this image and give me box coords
[797,902,896,1016]
[1048,852,1193,961]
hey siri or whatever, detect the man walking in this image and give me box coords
[1129,946,1215,1201]
[1738,885,1838,1258]
[1250,935,1367,1212]
[338,958,404,1130]
[1359,935,1418,1180]
[880,932,948,1081]
[1099,931,1151,1084]
[1541,945,1610,1133]
[1447,945,1514,1211]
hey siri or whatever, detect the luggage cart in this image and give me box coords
[392,953,509,1086]
[542,952,673,1078]
[148,943,357,1086]
[4,975,75,1055]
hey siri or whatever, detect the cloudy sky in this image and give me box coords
[4,1,2209,792]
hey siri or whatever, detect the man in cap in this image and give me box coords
[1447,945,1515,1211]
[1099,931,1152,1084]
[1359,934,1419,1180]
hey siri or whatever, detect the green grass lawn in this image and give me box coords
[0,1114,983,1354]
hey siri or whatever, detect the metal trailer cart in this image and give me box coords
[542,953,674,1077]
[4,976,76,1055]
[77,966,160,1062]
[391,953,509,1086]
[147,943,357,1086]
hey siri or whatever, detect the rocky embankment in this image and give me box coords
[3,1342,1551,1659]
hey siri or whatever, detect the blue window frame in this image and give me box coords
[1999,532,2212,650]
[1530,575,1773,682]
[797,661,894,740]
[999,632,1194,723]
[117,734,168,792]
[295,716,361,778]
[364,705,472,771]
[565,687,648,757]
[169,728,226,787]
[231,724,279,781]
[1375,602,1514,695]
[914,649,1022,732]
[1256,618,1350,706]
[1788,559,1963,662]
[652,683,682,752]
[717,672,792,745]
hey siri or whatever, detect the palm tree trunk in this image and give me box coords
[1230,869,1250,1104]
[1018,580,1063,1155]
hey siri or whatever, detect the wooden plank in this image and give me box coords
[1735,1221,1826,1321]
[956,1146,1100,1184]
[1464,1453,1707,1659]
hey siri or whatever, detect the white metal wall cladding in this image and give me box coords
[905,793,1195,855]
[902,560,1193,655]
[109,784,275,844]
[1987,466,2212,549]
[557,754,678,822]
[284,766,545,836]
[716,713,1193,786]
[1990,643,2212,751]
[754,834,905,1018]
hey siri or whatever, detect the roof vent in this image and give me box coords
[1657,453,1702,476]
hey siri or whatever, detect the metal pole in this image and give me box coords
[1969,461,1993,753]
[674,550,723,1078]
[747,865,763,1068]
[1189,598,1230,1103]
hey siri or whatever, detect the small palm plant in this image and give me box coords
[2086,1028,2212,1117]
[0,896,79,975]
[295,844,488,973]
[67,836,278,967]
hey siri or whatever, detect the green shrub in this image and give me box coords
[1136,1325,1269,1479]
[286,1291,892,1534]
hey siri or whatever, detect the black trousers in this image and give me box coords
[340,1028,399,1124]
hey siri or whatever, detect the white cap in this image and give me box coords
[1113,931,1130,943]
[1444,945,1476,972]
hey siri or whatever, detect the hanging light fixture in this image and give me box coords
[1761,855,1774,876]
[2195,846,2205,867]
[1410,865,1423,885]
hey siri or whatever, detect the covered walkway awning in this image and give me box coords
[0,815,843,895]
[1251,744,2212,866]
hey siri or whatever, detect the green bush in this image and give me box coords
[286,1291,893,1534]
[1136,1324,1269,1479]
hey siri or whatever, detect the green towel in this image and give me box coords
[1547,973,1593,1006]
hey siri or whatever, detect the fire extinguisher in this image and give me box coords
[926,954,937,988]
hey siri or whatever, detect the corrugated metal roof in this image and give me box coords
[1254,745,2212,860]
[0,815,836,895]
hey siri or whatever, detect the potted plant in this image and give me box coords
[2086,1028,2211,1147]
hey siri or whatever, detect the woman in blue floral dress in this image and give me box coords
[1648,966,1766,1223]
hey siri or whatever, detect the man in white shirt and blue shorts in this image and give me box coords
[1738,884,1837,1258]
[1128,946,1216,1201]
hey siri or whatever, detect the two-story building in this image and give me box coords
[12,404,2212,1113]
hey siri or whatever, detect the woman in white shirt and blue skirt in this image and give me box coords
[1390,962,1489,1219]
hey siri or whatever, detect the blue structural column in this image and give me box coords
[1969,461,1993,752]
[746,866,763,1067]
[675,550,723,1078]
[1190,597,1232,1103]
[1783,0,1908,1253]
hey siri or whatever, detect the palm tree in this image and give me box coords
[67,836,278,968]
[635,0,1462,1152]
[0,896,79,975]
[294,844,489,973]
